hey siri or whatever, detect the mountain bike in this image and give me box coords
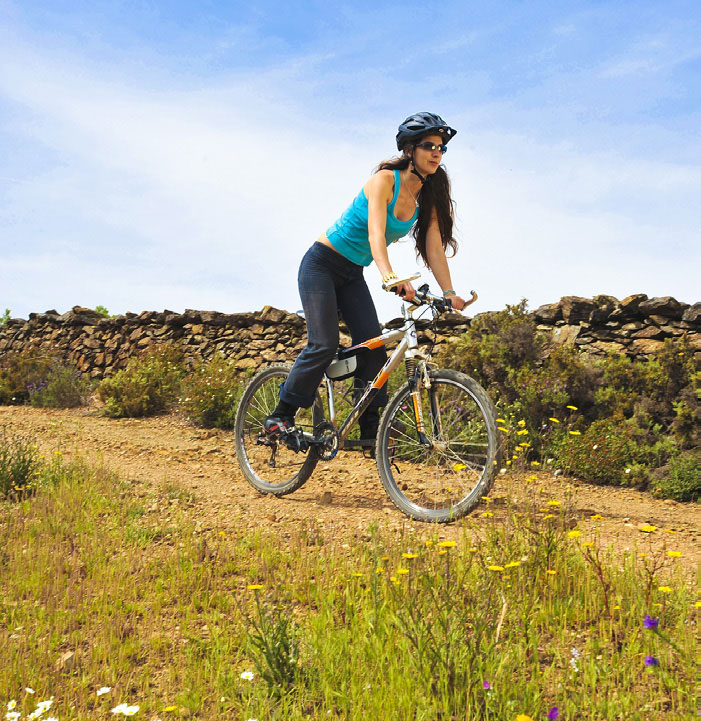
[233,276,498,523]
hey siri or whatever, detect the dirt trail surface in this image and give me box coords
[2,407,698,570]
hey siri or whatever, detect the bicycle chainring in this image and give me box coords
[315,420,339,461]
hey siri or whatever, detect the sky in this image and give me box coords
[1,0,699,323]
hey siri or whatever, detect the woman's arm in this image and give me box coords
[425,211,467,311]
[365,171,416,300]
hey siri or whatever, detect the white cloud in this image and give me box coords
[0,22,698,328]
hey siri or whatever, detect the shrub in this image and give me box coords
[0,426,40,500]
[439,300,545,396]
[0,350,59,405]
[95,305,110,318]
[551,418,636,486]
[0,309,10,325]
[28,361,91,408]
[180,354,246,429]
[97,344,186,418]
[652,451,700,502]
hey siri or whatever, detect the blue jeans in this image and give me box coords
[280,242,388,411]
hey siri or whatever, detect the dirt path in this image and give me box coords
[1,407,698,569]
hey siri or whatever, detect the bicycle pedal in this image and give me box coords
[283,431,309,453]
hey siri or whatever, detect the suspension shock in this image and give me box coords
[406,357,429,442]
[404,357,417,383]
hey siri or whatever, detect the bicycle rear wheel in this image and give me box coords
[376,369,497,523]
[234,364,323,496]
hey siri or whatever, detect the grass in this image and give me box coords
[0,449,697,720]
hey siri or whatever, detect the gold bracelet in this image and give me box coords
[382,272,398,283]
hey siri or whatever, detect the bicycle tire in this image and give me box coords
[376,369,498,523]
[234,364,323,496]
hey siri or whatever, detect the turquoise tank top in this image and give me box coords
[326,169,418,266]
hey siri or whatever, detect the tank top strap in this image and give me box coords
[388,169,401,211]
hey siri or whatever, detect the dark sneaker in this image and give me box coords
[264,414,296,438]
[263,414,309,453]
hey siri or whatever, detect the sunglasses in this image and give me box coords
[415,142,448,154]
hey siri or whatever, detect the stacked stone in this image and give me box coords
[0,294,698,380]
[533,295,700,358]
[0,305,308,379]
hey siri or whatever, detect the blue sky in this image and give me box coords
[1,0,699,322]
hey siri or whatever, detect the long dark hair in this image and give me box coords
[375,151,457,266]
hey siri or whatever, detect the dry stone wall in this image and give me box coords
[0,294,698,379]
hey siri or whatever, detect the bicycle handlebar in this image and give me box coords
[410,286,478,314]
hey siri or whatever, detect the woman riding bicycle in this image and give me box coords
[264,112,468,444]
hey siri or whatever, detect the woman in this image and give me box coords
[265,112,468,444]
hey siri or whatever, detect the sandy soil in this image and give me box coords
[1,406,698,571]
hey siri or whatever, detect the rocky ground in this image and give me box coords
[1,406,698,572]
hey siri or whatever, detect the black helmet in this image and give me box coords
[396,112,457,151]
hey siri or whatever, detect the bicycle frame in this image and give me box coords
[324,306,425,446]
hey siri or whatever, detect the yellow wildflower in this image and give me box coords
[487,565,504,572]
[590,514,603,520]
[402,552,418,559]
[517,429,529,436]
[164,706,178,713]
[453,462,467,471]
[568,430,581,436]
[516,714,536,721]
[482,511,494,517]
[481,495,492,501]
[548,417,560,423]
[352,572,363,577]
[543,514,556,520]
[567,530,582,539]
[667,551,682,558]
[397,568,409,575]
[498,427,509,433]
[695,601,701,609]
[658,586,672,593]
[469,547,478,552]
[546,569,557,575]
[531,461,540,466]
[438,549,447,555]
[582,541,594,548]
[547,500,561,506]
[518,419,526,427]
[438,541,456,548]
[504,561,521,569]
[640,525,657,533]
[566,405,578,411]
[425,540,434,547]
[390,576,398,583]
[496,418,507,424]
[247,584,264,590]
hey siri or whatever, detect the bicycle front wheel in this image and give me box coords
[234,364,323,496]
[376,369,497,523]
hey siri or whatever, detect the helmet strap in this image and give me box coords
[410,146,427,184]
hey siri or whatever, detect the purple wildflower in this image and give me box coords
[643,615,659,629]
[482,681,491,690]
[548,707,559,720]
[644,656,659,667]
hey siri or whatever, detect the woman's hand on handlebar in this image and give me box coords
[445,293,468,311]
[394,281,416,302]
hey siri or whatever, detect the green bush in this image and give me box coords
[180,354,246,429]
[652,451,700,502]
[0,350,59,404]
[28,362,91,408]
[0,309,10,325]
[97,344,186,418]
[552,417,635,485]
[0,426,40,500]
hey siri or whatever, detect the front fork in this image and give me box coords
[406,356,433,447]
